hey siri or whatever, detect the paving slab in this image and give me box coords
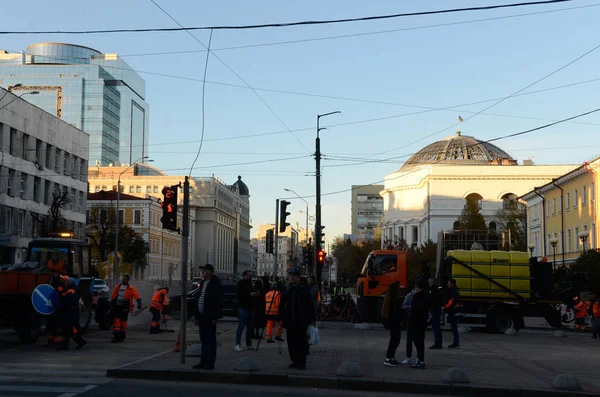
[108,322,600,395]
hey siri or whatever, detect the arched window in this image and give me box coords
[466,193,483,210]
[453,221,461,230]
[489,221,497,232]
[502,193,518,210]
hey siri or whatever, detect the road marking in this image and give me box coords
[58,386,97,397]
[0,384,96,394]
[113,349,173,369]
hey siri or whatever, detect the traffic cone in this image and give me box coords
[172,327,181,352]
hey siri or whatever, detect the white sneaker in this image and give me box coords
[234,344,243,352]
[401,357,412,365]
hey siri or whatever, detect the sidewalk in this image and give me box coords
[107,322,600,396]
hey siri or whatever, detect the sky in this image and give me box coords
[2,0,600,247]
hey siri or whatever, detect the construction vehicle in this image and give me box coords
[438,249,565,333]
[0,234,94,343]
[355,250,409,323]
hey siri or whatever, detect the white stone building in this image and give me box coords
[380,132,577,247]
[0,87,89,264]
[256,224,298,277]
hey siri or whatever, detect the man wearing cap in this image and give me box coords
[280,268,316,370]
[192,264,223,371]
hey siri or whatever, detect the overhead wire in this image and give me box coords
[149,0,311,153]
[280,106,600,199]
[0,0,570,35]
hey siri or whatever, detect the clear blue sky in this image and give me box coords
[3,0,600,245]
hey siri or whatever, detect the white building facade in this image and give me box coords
[0,87,89,264]
[380,132,577,247]
[256,224,298,277]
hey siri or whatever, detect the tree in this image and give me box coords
[87,205,117,262]
[407,240,438,283]
[37,190,71,236]
[455,199,487,232]
[331,233,382,282]
[494,201,527,251]
[572,250,600,294]
[106,225,149,276]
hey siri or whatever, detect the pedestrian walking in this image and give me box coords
[192,264,223,371]
[265,282,284,343]
[574,296,590,332]
[429,278,444,349]
[408,278,431,368]
[149,287,169,334]
[280,268,315,371]
[110,274,142,343]
[381,283,403,366]
[400,283,416,365]
[588,293,600,339]
[444,278,462,348]
[235,270,257,351]
[56,278,87,350]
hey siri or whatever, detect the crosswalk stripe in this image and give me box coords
[0,384,96,393]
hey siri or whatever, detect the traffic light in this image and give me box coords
[279,200,291,233]
[317,249,325,265]
[318,225,326,249]
[160,185,178,231]
[265,229,274,254]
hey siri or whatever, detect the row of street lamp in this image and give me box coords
[528,230,590,269]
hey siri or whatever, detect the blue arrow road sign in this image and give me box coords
[31,284,58,315]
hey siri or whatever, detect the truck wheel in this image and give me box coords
[488,312,515,333]
[78,291,93,330]
[15,311,41,344]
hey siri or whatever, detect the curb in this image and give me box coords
[106,368,600,397]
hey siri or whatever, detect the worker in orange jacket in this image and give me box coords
[149,287,169,334]
[110,275,142,343]
[574,296,590,331]
[265,283,284,343]
[588,293,600,339]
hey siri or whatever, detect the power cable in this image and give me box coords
[281,106,600,198]
[117,3,599,57]
[149,0,310,153]
[0,0,570,35]
[189,28,213,177]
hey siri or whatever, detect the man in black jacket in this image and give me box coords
[192,264,223,370]
[235,270,257,351]
[408,278,431,369]
[280,268,315,370]
[429,278,444,349]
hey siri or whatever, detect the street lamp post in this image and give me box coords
[528,243,536,258]
[578,230,590,252]
[315,111,340,289]
[549,237,559,271]
[114,156,150,285]
[0,89,40,112]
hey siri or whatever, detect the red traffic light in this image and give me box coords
[317,250,325,264]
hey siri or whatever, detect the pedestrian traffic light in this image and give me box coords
[318,225,326,249]
[160,185,178,231]
[317,249,325,265]
[279,200,291,233]
[266,228,274,254]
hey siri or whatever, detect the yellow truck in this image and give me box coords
[438,250,566,333]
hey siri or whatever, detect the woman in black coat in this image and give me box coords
[252,278,266,339]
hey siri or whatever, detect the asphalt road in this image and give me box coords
[79,379,447,397]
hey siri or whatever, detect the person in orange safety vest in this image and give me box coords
[587,293,600,339]
[44,275,69,347]
[110,274,142,343]
[56,278,87,350]
[574,296,590,331]
[265,283,284,343]
[149,287,169,334]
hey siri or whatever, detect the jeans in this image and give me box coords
[448,313,460,345]
[386,325,401,359]
[198,315,217,365]
[431,311,442,347]
[408,326,426,362]
[236,307,253,347]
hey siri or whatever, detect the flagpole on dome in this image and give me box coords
[457,115,463,135]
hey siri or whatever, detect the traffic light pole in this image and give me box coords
[274,199,279,278]
[179,177,190,364]
[315,128,321,289]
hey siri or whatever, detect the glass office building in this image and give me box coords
[0,43,149,166]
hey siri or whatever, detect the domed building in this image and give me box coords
[379,132,577,247]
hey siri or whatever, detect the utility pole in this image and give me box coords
[179,177,190,364]
[315,111,340,289]
[234,208,240,278]
[274,199,280,278]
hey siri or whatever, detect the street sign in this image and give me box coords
[31,284,58,315]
